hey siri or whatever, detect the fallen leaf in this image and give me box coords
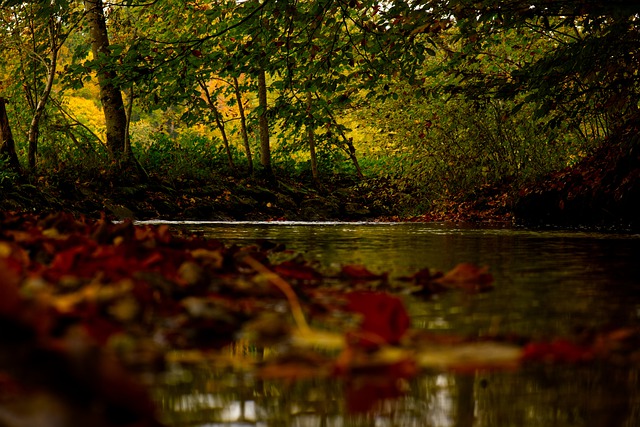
[345,291,410,348]
[416,342,522,371]
[340,265,388,281]
[521,339,592,363]
[434,263,494,292]
[273,260,323,282]
[291,328,346,350]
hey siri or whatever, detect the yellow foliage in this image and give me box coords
[66,95,106,140]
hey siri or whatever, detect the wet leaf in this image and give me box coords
[345,291,410,348]
[291,328,346,350]
[340,264,388,281]
[521,339,592,363]
[416,342,522,371]
[334,345,417,376]
[273,260,323,282]
[190,248,224,269]
[434,262,494,292]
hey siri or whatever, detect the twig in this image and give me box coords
[242,255,311,334]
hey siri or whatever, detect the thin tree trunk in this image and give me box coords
[199,80,235,170]
[122,87,149,179]
[0,98,22,173]
[213,112,235,170]
[306,91,319,184]
[257,68,273,178]
[314,92,364,179]
[233,76,253,174]
[27,18,59,170]
[84,0,127,161]
[124,86,133,156]
[344,136,364,179]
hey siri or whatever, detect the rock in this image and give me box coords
[103,202,135,220]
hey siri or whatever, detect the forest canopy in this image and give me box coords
[0,0,639,225]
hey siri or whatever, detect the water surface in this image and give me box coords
[149,221,640,427]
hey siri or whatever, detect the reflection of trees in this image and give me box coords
[155,361,640,427]
[476,365,638,427]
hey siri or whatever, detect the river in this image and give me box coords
[147,221,640,427]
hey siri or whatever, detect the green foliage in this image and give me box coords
[426,1,640,135]
[1,0,638,217]
[132,130,243,183]
[350,77,592,215]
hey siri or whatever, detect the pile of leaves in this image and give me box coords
[0,212,639,425]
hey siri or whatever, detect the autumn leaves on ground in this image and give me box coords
[1,212,639,426]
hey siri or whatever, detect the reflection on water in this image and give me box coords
[148,222,640,427]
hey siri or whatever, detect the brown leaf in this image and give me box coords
[340,264,388,281]
[273,260,323,282]
[434,263,494,292]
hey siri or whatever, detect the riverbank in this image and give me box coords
[1,139,637,230]
[514,127,640,232]
[0,170,405,222]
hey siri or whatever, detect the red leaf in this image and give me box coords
[274,261,322,281]
[340,264,388,281]
[434,263,494,292]
[345,291,410,348]
[49,246,87,274]
[521,339,592,363]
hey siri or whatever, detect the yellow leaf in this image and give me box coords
[190,248,223,269]
[291,328,346,350]
[416,342,522,370]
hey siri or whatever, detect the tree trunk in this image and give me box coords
[124,86,133,157]
[121,87,149,180]
[315,92,364,179]
[257,68,273,178]
[233,76,253,174]
[0,98,22,173]
[199,80,235,170]
[84,0,127,161]
[213,111,235,170]
[344,136,364,179]
[306,92,319,184]
[27,18,59,170]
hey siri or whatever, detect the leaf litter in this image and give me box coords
[0,212,638,424]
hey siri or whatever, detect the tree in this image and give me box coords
[0,97,21,173]
[0,1,80,170]
[26,13,63,170]
[233,76,254,174]
[83,0,127,160]
[198,78,235,170]
[256,68,273,178]
[406,0,640,134]
[305,91,319,184]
